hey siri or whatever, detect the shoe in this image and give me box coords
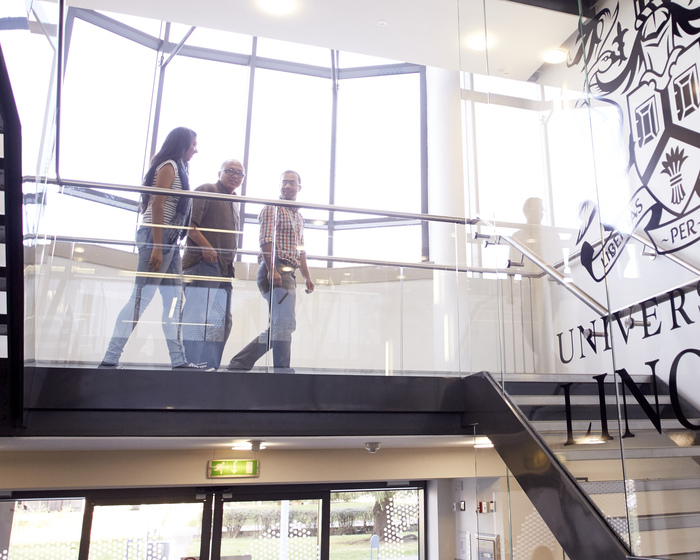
[174,362,216,372]
[98,361,123,369]
[225,361,246,371]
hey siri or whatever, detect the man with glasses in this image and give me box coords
[226,170,314,373]
[181,159,245,369]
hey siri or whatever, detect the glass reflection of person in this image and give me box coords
[100,127,208,370]
[509,197,562,373]
[510,197,562,272]
[226,170,315,373]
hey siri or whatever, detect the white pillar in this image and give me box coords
[426,67,469,373]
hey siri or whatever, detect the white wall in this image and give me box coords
[0,446,503,493]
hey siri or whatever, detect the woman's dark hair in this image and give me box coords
[140,127,196,213]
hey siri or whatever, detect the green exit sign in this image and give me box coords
[208,459,260,478]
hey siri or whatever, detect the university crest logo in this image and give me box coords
[570,0,700,281]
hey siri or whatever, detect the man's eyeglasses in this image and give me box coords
[222,169,245,178]
[281,180,299,187]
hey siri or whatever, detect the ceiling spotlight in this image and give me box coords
[543,49,567,64]
[231,440,267,451]
[377,20,388,27]
[258,0,298,16]
[466,34,494,51]
[365,442,381,453]
[474,437,494,449]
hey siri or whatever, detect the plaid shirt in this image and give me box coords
[258,202,305,268]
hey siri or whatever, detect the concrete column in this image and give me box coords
[0,500,15,557]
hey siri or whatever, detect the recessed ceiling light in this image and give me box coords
[258,0,298,16]
[473,437,493,448]
[543,48,567,64]
[231,440,267,451]
[466,34,494,51]
[377,20,388,27]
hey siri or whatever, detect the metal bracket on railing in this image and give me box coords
[507,259,525,268]
[581,318,648,340]
[641,245,656,258]
[484,236,502,248]
[625,317,648,329]
[632,232,700,275]
[473,215,609,316]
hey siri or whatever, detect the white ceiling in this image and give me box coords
[70,0,581,81]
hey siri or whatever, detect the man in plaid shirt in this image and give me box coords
[226,170,314,372]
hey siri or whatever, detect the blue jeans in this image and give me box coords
[257,262,297,344]
[181,260,232,369]
[103,227,188,367]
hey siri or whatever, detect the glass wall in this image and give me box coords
[4,0,700,557]
[0,486,425,560]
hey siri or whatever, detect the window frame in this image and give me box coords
[60,7,429,263]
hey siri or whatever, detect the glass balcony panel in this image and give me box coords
[292,260,402,374]
[466,0,634,552]
[570,0,700,556]
[28,186,474,375]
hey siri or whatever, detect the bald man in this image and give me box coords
[181,159,245,369]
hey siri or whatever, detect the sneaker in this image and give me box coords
[174,362,216,372]
[98,361,123,369]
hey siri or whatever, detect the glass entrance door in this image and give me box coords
[2,484,424,560]
[216,499,323,560]
[85,497,212,560]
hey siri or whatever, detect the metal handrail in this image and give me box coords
[28,176,472,225]
[30,177,700,314]
[477,216,609,316]
[37,234,524,276]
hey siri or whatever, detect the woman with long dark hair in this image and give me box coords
[100,127,208,369]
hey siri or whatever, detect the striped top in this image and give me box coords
[141,160,185,228]
[258,203,305,268]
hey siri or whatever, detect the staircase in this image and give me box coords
[0,43,24,428]
[500,372,700,560]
